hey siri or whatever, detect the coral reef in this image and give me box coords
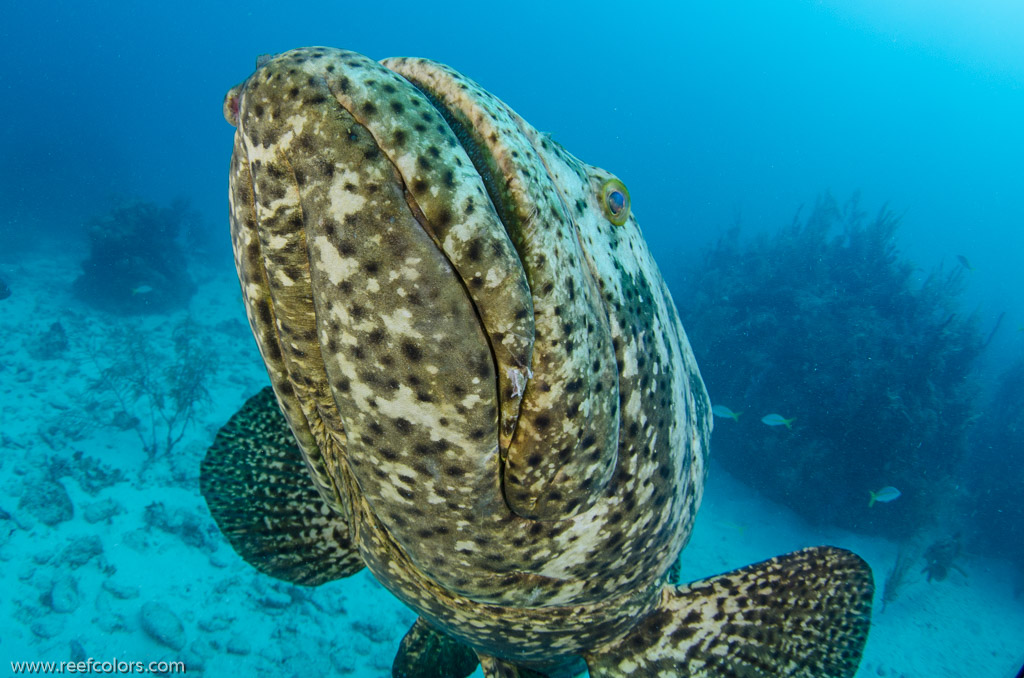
[72,198,197,314]
[675,194,983,537]
[964,358,1024,568]
[921,534,967,583]
[48,451,126,496]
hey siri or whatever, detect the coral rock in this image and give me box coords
[48,576,81,613]
[139,601,186,651]
[18,478,73,526]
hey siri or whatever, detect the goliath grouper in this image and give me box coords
[202,47,873,677]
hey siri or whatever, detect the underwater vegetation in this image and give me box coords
[73,198,197,314]
[965,358,1024,568]
[82,318,218,463]
[675,193,983,540]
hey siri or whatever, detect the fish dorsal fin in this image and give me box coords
[585,546,873,678]
[200,387,363,586]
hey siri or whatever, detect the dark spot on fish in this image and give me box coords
[394,130,407,146]
[402,341,422,361]
[362,101,377,116]
[467,240,483,262]
[412,179,428,194]
[436,208,452,229]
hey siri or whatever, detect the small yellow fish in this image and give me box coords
[761,413,795,429]
[712,405,742,422]
[868,486,901,507]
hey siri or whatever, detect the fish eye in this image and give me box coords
[600,179,630,226]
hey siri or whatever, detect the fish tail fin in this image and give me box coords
[732,411,742,422]
[868,491,877,508]
[585,546,873,678]
[200,387,364,586]
[785,417,795,429]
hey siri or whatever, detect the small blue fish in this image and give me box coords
[761,413,795,429]
[868,486,901,507]
[956,255,974,272]
[712,405,742,422]
[131,284,154,296]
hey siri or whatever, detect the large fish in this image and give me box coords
[203,46,873,677]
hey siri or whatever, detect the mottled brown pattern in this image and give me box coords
[585,547,874,677]
[211,46,874,678]
[383,57,621,522]
[201,388,362,585]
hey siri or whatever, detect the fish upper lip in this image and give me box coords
[402,80,520,249]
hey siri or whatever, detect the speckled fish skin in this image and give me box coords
[219,46,873,677]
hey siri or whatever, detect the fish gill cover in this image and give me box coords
[674,193,984,540]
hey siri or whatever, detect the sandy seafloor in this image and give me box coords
[1,251,1022,678]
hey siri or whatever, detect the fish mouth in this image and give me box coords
[408,85,520,247]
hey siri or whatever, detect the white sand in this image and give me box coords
[1,250,1021,677]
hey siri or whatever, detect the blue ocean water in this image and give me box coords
[2,1,1022,676]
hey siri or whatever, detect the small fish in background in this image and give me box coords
[761,413,795,429]
[131,284,154,296]
[956,254,975,272]
[869,486,902,507]
[712,405,742,421]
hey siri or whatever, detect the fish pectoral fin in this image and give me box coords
[585,546,874,678]
[200,388,363,586]
[392,617,479,678]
